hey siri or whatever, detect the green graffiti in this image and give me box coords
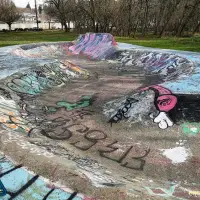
[182,123,200,136]
[7,64,70,96]
[47,95,93,113]
[7,72,51,95]
[145,183,177,198]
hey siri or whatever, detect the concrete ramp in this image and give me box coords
[0,33,200,200]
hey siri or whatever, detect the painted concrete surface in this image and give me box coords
[0,154,90,200]
[0,33,200,200]
[117,42,200,94]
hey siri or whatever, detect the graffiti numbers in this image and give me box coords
[33,118,150,170]
[121,149,150,171]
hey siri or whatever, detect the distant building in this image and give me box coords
[0,2,73,30]
[17,3,41,23]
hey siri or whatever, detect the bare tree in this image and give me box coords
[176,0,200,36]
[0,0,21,31]
[45,0,75,32]
[44,0,200,37]
[43,4,56,29]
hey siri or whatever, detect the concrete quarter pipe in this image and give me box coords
[0,33,200,200]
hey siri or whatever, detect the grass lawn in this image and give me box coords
[116,35,200,52]
[0,31,78,47]
[0,30,200,52]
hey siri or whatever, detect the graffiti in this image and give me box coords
[182,123,200,136]
[69,33,117,60]
[40,63,72,84]
[12,43,73,59]
[150,112,173,130]
[104,85,177,130]
[0,156,93,199]
[68,109,94,121]
[7,72,51,95]
[182,188,200,197]
[60,60,90,78]
[47,96,94,113]
[2,33,200,200]
[141,52,191,74]
[189,190,200,197]
[99,141,150,171]
[117,51,193,81]
[108,98,139,126]
[29,118,150,171]
[0,179,7,196]
[7,64,71,95]
[145,183,200,200]
[142,85,177,129]
[0,87,12,99]
[145,183,177,198]
[0,95,31,133]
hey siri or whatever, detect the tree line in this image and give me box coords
[45,0,200,37]
[0,0,199,37]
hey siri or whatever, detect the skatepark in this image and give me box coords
[0,33,200,200]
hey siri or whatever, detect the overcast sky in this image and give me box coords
[13,0,44,8]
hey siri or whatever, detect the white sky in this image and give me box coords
[13,0,44,8]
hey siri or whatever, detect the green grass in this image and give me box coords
[0,30,200,52]
[0,30,78,47]
[116,35,200,52]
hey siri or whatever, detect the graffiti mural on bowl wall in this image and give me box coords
[115,50,194,81]
[69,33,117,60]
[0,179,7,197]
[145,182,200,200]
[46,96,94,113]
[104,85,177,130]
[1,33,200,200]
[141,85,177,129]
[0,60,93,134]
[26,108,151,171]
[181,123,200,136]
[60,60,90,78]
[0,79,152,172]
[7,66,70,95]
[0,95,31,133]
[0,155,95,200]
[12,42,73,59]
[2,33,199,134]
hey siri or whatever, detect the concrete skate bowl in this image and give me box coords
[0,33,200,200]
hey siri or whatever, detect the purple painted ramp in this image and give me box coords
[69,33,117,60]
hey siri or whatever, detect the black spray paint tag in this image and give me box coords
[0,179,7,196]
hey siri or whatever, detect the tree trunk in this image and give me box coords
[176,0,200,37]
[142,0,150,36]
[48,22,51,29]
[193,22,200,35]
[90,0,96,32]
[95,23,99,33]
[127,0,132,37]
[8,24,12,31]
[153,1,164,35]
[159,22,169,37]
[61,23,64,30]
[64,23,68,32]
[92,19,96,32]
